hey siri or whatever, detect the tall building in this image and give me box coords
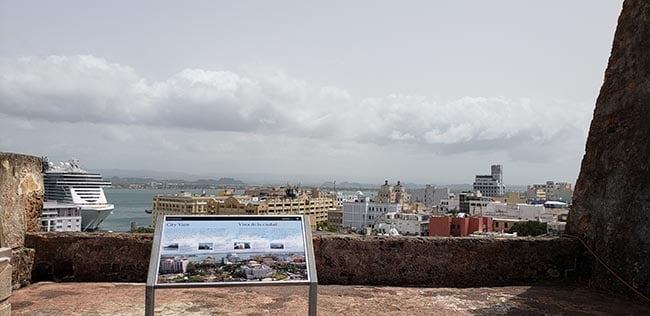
[473,164,506,197]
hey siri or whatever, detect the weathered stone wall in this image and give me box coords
[0,152,42,289]
[0,153,43,247]
[567,0,650,298]
[26,233,152,282]
[26,232,580,286]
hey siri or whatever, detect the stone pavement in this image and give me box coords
[9,282,650,315]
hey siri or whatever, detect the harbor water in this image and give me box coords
[100,188,203,232]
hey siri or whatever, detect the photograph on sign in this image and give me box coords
[155,216,309,285]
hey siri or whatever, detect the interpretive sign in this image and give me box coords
[145,215,318,315]
[154,215,311,285]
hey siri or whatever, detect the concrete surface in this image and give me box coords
[9,282,650,315]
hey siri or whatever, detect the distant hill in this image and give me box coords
[107,176,246,188]
[320,181,379,190]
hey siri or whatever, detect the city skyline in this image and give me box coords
[0,1,624,184]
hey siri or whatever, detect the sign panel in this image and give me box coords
[153,215,311,286]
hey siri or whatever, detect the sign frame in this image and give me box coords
[145,214,318,315]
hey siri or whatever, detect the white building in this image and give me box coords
[433,187,450,206]
[40,201,82,232]
[409,185,450,208]
[526,181,573,203]
[374,212,431,236]
[473,164,506,197]
[440,199,460,212]
[342,198,401,231]
[334,191,364,207]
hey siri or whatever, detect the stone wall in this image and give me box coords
[0,152,42,289]
[0,153,42,248]
[26,232,580,286]
[567,0,650,299]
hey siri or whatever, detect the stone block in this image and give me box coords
[10,247,34,290]
[0,259,10,301]
[0,249,9,259]
[0,300,9,316]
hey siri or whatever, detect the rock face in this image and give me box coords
[26,232,580,286]
[0,153,43,247]
[567,0,650,298]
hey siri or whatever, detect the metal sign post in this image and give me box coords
[145,215,317,315]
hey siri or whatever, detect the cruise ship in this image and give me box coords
[42,158,114,231]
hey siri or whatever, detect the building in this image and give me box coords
[152,190,336,230]
[440,199,460,212]
[327,208,343,229]
[373,212,431,236]
[409,185,450,208]
[159,257,189,274]
[377,180,407,204]
[473,164,506,197]
[342,198,401,231]
[471,202,544,221]
[429,216,493,237]
[151,192,214,226]
[491,192,526,204]
[40,201,82,232]
[526,181,573,203]
[492,218,526,232]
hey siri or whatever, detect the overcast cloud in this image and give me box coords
[0,0,623,184]
[0,55,590,150]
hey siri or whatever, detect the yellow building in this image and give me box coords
[152,193,335,230]
[151,192,214,226]
[491,192,526,204]
[492,218,527,232]
[209,196,335,230]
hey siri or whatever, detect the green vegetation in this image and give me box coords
[316,221,338,232]
[272,272,288,280]
[508,221,547,236]
[133,227,155,233]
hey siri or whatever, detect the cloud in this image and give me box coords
[0,55,592,154]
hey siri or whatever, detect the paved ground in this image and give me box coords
[9,282,650,315]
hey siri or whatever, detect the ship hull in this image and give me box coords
[80,204,114,231]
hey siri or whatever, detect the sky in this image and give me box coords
[0,0,624,185]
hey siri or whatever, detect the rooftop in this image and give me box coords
[10,282,650,315]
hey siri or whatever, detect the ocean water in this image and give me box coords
[100,188,203,232]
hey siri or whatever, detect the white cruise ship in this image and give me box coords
[42,158,114,231]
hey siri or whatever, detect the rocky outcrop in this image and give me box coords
[26,232,580,286]
[567,0,650,299]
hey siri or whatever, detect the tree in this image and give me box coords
[508,221,547,236]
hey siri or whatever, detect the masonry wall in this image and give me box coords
[0,153,42,288]
[567,0,650,298]
[26,232,580,287]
